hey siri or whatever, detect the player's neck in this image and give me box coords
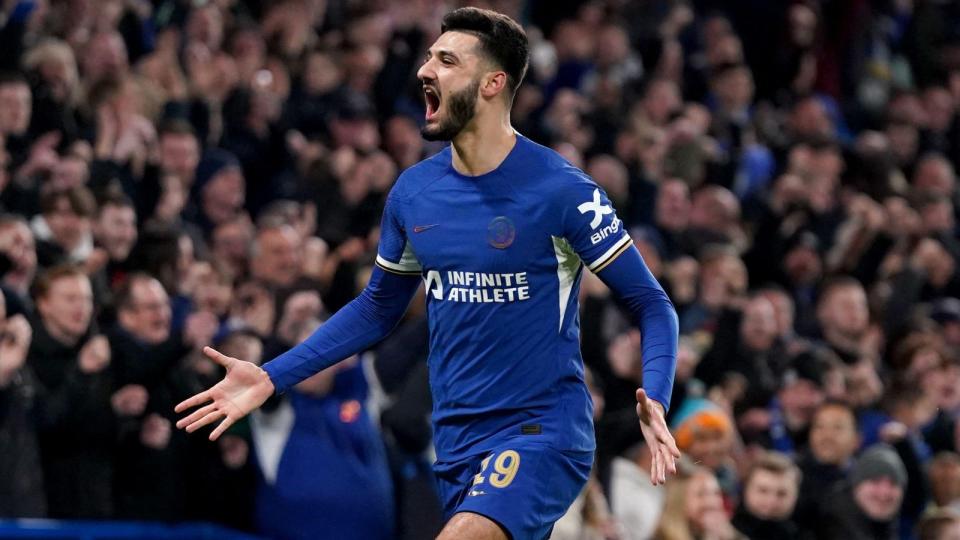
[450,113,516,177]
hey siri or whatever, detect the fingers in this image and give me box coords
[176,402,217,429]
[651,446,666,486]
[210,416,237,441]
[175,390,212,413]
[185,408,225,434]
[203,346,233,368]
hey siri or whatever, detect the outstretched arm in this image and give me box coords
[175,266,421,439]
[264,267,421,392]
[596,244,681,485]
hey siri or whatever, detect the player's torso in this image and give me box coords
[403,170,559,302]
[392,143,596,460]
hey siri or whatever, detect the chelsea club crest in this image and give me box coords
[487,216,516,249]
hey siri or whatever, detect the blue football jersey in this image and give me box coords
[375,134,634,461]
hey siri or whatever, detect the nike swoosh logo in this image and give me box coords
[413,224,440,233]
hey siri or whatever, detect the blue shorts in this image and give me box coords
[433,441,592,540]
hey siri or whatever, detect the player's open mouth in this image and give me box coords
[424,86,441,120]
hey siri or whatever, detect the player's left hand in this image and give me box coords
[636,388,680,486]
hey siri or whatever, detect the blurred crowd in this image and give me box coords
[2,0,960,539]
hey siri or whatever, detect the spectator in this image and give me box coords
[251,322,395,540]
[818,444,907,540]
[795,401,861,525]
[732,451,802,539]
[27,265,132,518]
[31,185,97,270]
[654,460,746,540]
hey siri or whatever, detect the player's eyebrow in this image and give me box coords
[426,48,461,64]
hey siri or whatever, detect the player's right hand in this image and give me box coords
[175,346,275,441]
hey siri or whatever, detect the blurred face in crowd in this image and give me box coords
[251,226,301,288]
[699,254,747,309]
[95,203,137,261]
[921,200,956,237]
[925,86,956,133]
[740,296,778,352]
[82,31,128,83]
[44,195,91,252]
[854,477,903,521]
[37,273,93,343]
[929,457,960,507]
[913,155,956,197]
[160,132,200,185]
[687,429,733,471]
[303,51,341,95]
[119,277,171,345]
[0,81,31,136]
[761,289,795,338]
[744,469,798,521]
[595,24,630,68]
[712,65,754,112]
[642,79,681,126]
[846,360,884,408]
[417,31,492,141]
[202,167,245,226]
[0,221,37,291]
[186,4,224,51]
[780,378,824,428]
[809,404,859,465]
[790,97,833,141]
[587,155,628,205]
[685,471,726,532]
[212,217,252,270]
[50,156,89,190]
[191,262,232,316]
[655,179,690,232]
[690,186,739,232]
[818,283,869,342]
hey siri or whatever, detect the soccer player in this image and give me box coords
[175,7,680,539]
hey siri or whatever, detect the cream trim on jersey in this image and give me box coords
[588,235,632,273]
[552,236,582,333]
[375,241,422,275]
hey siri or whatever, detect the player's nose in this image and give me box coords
[417,60,436,84]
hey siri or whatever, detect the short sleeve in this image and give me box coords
[559,172,632,273]
[375,195,423,275]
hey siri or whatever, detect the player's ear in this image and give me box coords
[480,70,508,99]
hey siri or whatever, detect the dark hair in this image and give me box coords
[158,118,197,139]
[39,185,97,218]
[31,264,87,300]
[97,190,135,216]
[440,7,529,101]
[113,272,159,312]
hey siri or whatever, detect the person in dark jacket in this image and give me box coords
[732,450,802,540]
[817,444,907,540]
[795,401,861,528]
[27,265,146,518]
[0,294,45,518]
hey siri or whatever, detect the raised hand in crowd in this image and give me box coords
[78,334,111,374]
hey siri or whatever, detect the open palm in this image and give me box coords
[175,347,275,440]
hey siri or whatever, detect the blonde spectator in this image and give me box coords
[656,460,746,540]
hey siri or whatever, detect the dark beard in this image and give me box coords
[421,78,480,141]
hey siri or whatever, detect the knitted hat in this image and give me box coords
[851,444,907,488]
[670,398,734,451]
